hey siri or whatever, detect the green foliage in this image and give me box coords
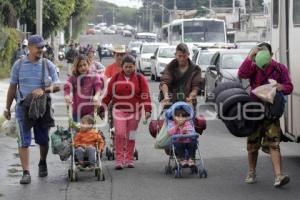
[0,28,19,78]
[65,0,92,42]
[89,0,137,26]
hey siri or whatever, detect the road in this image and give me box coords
[0,34,300,200]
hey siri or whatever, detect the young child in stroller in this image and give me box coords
[74,115,105,169]
[167,103,197,168]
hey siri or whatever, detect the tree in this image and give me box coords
[65,0,92,41]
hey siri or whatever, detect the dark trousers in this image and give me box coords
[175,142,196,160]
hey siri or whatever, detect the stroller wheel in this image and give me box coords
[134,149,138,160]
[190,165,198,174]
[164,165,173,175]
[96,168,105,181]
[199,169,208,178]
[174,169,182,178]
[68,169,78,182]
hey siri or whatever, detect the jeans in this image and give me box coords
[75,146,96,165]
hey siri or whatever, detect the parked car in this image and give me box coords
[101,44,113,57]
[204,49,249,101]
[86,23,95,35]
[122,30,132,37]
[136,42,168,74]
[235,41,259,49]
[128,40,143,58]
[150,45,176,81]
[103,28,116,35]
[94,26,102,34]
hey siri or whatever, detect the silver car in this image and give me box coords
[204,49,249,101]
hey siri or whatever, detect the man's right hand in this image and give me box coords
[64,95,73,105]
[3,109,11,120]
[161,97,170,109]
[249,47,261,60]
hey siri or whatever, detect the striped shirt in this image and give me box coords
[10,56,59,101]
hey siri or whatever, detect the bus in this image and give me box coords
[167,18,227,46]
[271,0,300,142]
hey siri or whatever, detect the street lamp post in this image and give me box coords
[36,0,43,36]
[201,6,216,18]
[152,2,172,23]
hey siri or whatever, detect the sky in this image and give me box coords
[101,0,143,8]
[101,0,270,9]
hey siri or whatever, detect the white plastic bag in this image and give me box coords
[252,79,277,103]
[0,112,19,138]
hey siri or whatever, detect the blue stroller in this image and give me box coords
[163,102,208,178]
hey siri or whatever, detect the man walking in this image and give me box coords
[3,35,60,184]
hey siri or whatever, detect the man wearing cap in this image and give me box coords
[238,42,293,187]
[3,34,60,184]
[160,43,202,108]
[104,45,126,79]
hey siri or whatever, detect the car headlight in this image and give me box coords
[159,63,166,69]
[142,58,151,62]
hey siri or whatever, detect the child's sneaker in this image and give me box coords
[188,159,195,167]
[180,160,188,168]
[274,175,290,187]
[245,171,256,184]
[115,163,123,170]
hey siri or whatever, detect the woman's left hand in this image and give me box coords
[92,95,99,105]
[145,112,151,120]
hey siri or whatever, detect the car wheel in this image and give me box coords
[155,70,160,82]
[223,105,258,137]
[216,88,248,106]
[214,81,243,100]
[220,94,252,118]
[151,73,155,81]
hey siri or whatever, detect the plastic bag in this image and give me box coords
[0,112,18,138]
[252,79,277,103]
[154,122,171,149]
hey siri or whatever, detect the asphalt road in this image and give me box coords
[1,34,300,200]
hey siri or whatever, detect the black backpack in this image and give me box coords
[264,91,286,120]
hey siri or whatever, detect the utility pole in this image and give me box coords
[162,0,164,25]
[69,16,73,39]
[113,7,115,24]
[149,3,152,32]
[209,0,212,9]
[36,0,43,36]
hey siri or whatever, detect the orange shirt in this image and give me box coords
[104,62,122,78]
[74,129,105,151]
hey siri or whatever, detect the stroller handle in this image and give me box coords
[171,133,199,140]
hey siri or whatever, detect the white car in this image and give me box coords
[150,45,176,81]
[137,42,168,74]
[103,28,115,35]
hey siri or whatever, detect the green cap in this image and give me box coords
[255,50,271,69]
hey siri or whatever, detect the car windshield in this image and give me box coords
[158,48,175,58]
[142,45,159,53]
[221,53,248,69]
[129,42,142,48]
[197,51,216,70]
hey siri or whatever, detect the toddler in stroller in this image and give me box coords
[68,115,105,181]
[164,102,207,178]
[167,106,196,167]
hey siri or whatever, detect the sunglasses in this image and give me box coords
[115,53,125,57]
